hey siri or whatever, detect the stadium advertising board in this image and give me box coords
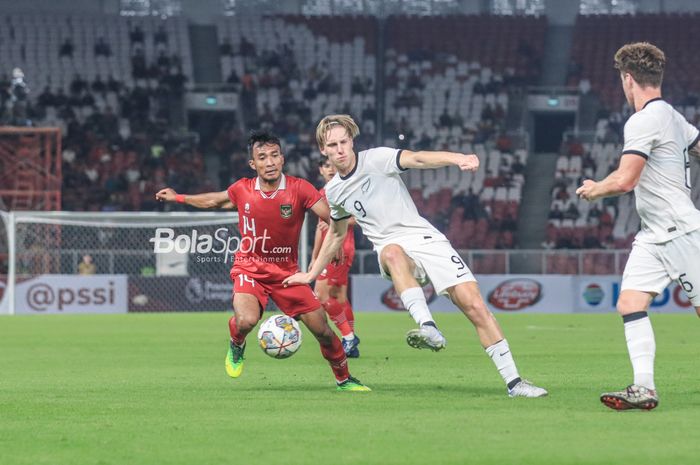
[13,275,127,314]
[353,274,696,314]
[576,275,692,313]
[351,275,573,313]
[129,276,233,312]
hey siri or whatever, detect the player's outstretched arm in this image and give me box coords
[399,150,480,171]
[283,217,349,286]
[310,220,326,264]
[155,187,235,210]
[576,154,645,201]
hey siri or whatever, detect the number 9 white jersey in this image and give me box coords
[325,147,447,250]
[622,98,700,243]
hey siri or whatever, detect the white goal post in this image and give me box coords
[0,211,310,315]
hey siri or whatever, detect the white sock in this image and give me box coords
[624,312,656,390]
[342,333,355,342]
[400,287,435,326]
[485,339,520,387]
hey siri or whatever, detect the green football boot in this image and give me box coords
[225,341,246,378]
[336,376,371,392]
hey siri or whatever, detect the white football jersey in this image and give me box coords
[622,98,700,243]
[325,147,446,250]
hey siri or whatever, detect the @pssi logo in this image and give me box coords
[280,204,292,219]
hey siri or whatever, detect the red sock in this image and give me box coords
[228,315,246,346]
[343,301,355,331]
[323,298,353,337]
[319,334,349,383]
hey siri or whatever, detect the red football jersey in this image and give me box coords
[227,175,322,280]
[319,187,355,257]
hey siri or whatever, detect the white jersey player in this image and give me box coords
[284,114,547,398]
[577,42,700,410]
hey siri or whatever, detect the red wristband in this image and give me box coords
[175,194,186,204]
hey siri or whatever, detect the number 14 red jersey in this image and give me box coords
[226,174,322,281]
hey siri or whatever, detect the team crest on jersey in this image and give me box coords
[280,204,293,218]
[244,202,250,213]
[361,178,371,193]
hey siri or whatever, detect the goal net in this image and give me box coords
[0,212,309,315]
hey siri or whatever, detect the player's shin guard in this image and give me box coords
[343,301,355,330]
[323,298,354,338]
[228,315,246,346]
[319,335,350,383]
[623,311,656,390]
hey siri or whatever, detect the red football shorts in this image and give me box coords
[317,262,351,286]
[231,270,321,317]
[317,251,353,287]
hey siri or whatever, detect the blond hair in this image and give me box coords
[614,42,665,88]
[315,114,360,149]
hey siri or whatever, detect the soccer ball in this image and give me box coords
[257,314,302,359]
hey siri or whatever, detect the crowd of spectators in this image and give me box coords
[6,14,543,254]
[544,135,621,250]
[21,24,202,211]
[547,90,700,253]
[381,47,531,250]
[215,16,377,187]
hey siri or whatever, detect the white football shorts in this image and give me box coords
[621,228,700,306]
[376,238,476,295]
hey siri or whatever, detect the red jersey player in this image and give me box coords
[312,158,360,357]
[155,131,369,391]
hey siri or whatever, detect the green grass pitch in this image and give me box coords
[1,312,699,465]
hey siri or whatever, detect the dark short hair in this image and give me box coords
[318,157,331,168]
[247,130,282,156]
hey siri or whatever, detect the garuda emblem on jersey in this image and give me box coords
[280,204,293,219]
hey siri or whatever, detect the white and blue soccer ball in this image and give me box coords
[257,314,302,359]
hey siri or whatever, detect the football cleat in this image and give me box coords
[225,340,246,378]
[406,324,446,351]
[336,376,371,392]
[600,384,658,411]
[508,379,548,398]
[342,335,361,358]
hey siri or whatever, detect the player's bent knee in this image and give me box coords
[328,285,342,299]
[379,244,408,267]
[695,306,700,318]
[236,313,259,332]
[616,290,653,315]
[315,283,330,302]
